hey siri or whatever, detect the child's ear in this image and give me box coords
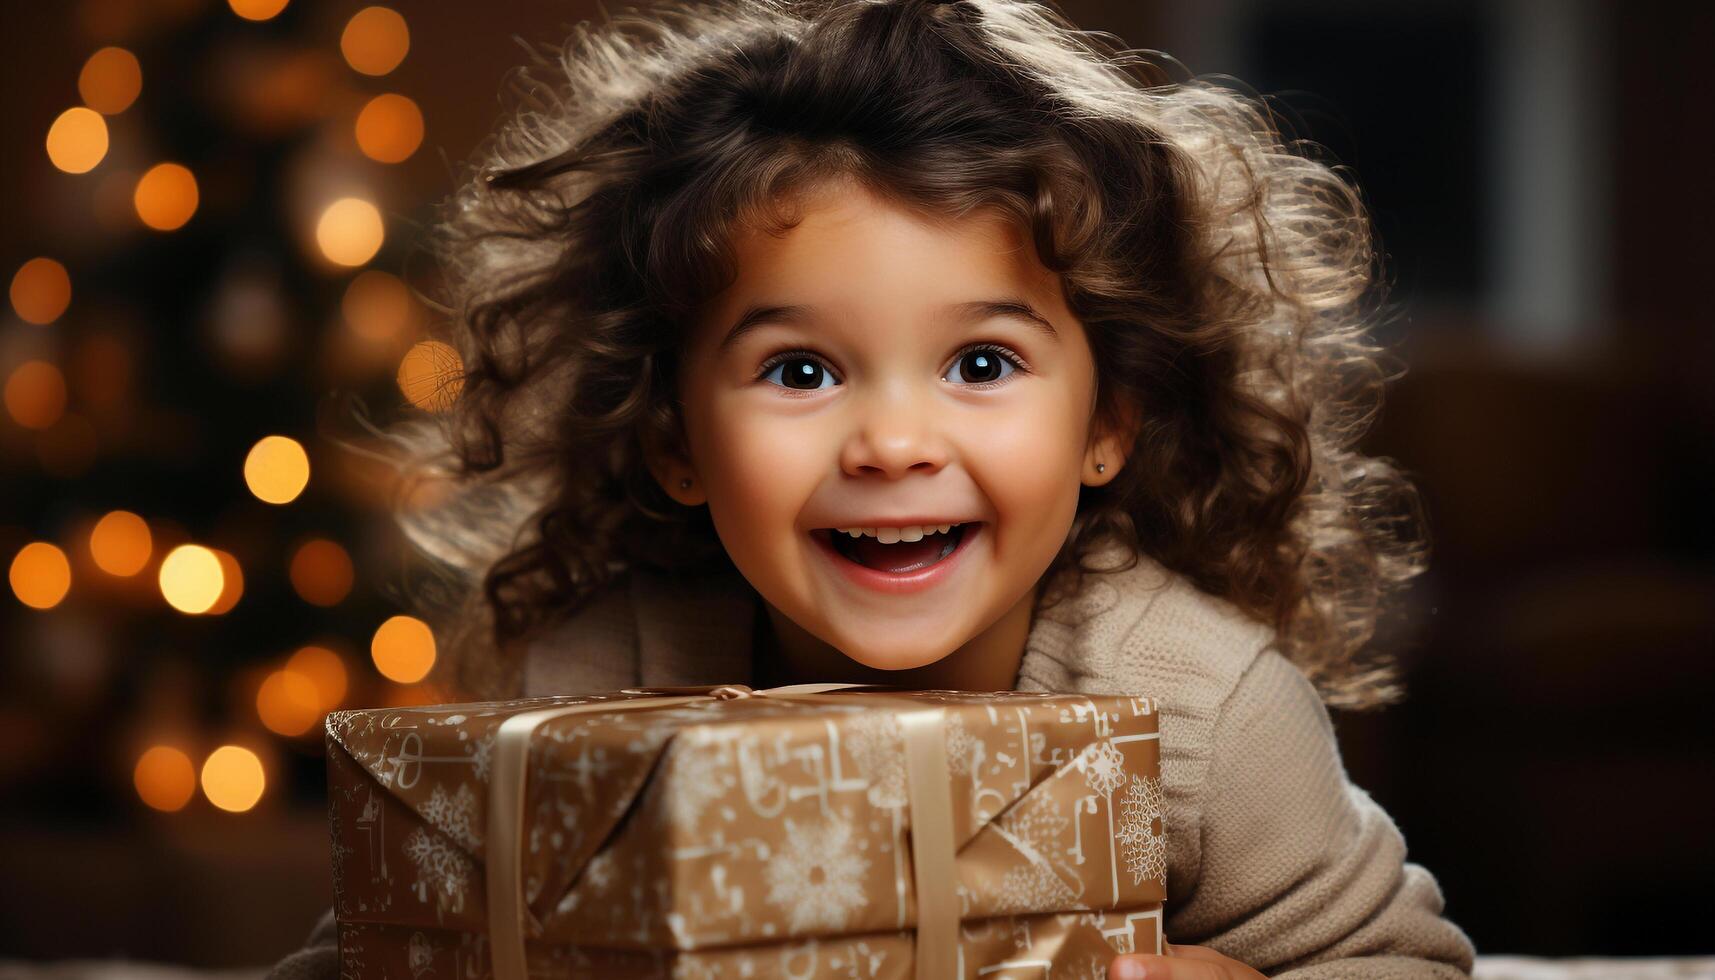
[641,429,707,507]
[1082,397,1142,488]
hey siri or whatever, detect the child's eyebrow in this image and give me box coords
[715,298,1058,353]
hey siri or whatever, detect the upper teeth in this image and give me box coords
[834,524,958,543]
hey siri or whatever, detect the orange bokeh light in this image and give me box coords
[371,614,436,683]
[315,197,385,267]
[340,6,409,76]
[396,340,463,412]
[287,645,349,711]
[207,549,244,615]
[200,744,266,812]
[46,106,109,173]
[134,162,199,231]
[341,269,416,342]
[289,538,354,606]
[228,0,289,22]
[256,668,322,736]
[79,47,142,115]
[10,258,72,324]
[158,544,224,614]
[354,93,423,164]
[134,745,197,812]
[5,361,68,430]
[243,435,310,504]
[89,510,153,576]
[10,542,72,610]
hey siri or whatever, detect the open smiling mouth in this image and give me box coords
[815,523,977,575]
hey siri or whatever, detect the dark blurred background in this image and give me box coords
[1,0,1710,971]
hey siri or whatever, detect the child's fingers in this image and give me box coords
[1108,952,1228,980]
[1160,942,1232,962]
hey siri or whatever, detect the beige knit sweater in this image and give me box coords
[268,546,1476,979]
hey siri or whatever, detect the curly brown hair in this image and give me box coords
[394,0,1428,709]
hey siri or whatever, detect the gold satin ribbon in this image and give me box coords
[486,683,959,980]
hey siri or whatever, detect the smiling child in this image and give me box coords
[269,1,1477,977]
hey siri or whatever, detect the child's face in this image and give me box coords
[654,177,1128,673]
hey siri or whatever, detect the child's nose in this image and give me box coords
[838,388,951,479]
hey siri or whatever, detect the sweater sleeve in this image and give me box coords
[264,905,339,980]
[1165,650,1478,979]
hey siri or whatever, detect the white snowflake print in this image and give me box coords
[1116,774,1167,887]
[991,789,1077,914]
[469,736,493,783]
[419,781,481,850]
[1079,739,1127,797]
[657,741,732,830]
[844,711,907,807]
[943,712,982,778]
[997,783,1071,868]
[402,826,477,918]
[764,812,872,934]
[994,860,1078,915]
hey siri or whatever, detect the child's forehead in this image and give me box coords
[720,179,1057,299]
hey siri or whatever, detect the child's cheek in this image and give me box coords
[961,385,1090,574]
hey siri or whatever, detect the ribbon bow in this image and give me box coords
[486,682,959,979]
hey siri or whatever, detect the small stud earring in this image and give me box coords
[1095,462,1106,474]
[679,478,692,490]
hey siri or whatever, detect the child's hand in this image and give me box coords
[1108,942,1268,979]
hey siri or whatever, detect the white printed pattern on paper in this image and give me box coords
[763,810,872,934]
[990,781,1080,914]
[1115,774,1166,888]
[401,824,477,920]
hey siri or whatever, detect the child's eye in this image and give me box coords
[944,344,1025,387]
[754,343,1027,391]
[757,351,840,391]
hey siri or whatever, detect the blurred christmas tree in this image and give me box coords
[2,0,465,825]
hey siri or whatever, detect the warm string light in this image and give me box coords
[340,7,409,76]
[89,510,153,576]
[289,538,354,606]
[371,614,435,683]
[158,544,225,614]
[341,269,417,341]
[134,746,197,812]
[133,162,199,231]
[78,47,142,115]
[256,669,321,736]
[46,106,108,174]
[10,258,72,325]
[243,435,311,504]
[354,93,423,163]
[315,197,385,267]
[288,645,349,709]
[10,542,73,610]
[396,340,464,412]
[207,549,245,615]
[200,744,266,812]
[5,361,69,430]
[254,644,350,738]
[227,0,290,22]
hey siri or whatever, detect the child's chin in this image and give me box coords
[835,644,956,675]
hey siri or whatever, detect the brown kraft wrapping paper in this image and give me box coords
[324,683,1167,978]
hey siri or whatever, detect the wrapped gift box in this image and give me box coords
[324,683,1166,979]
